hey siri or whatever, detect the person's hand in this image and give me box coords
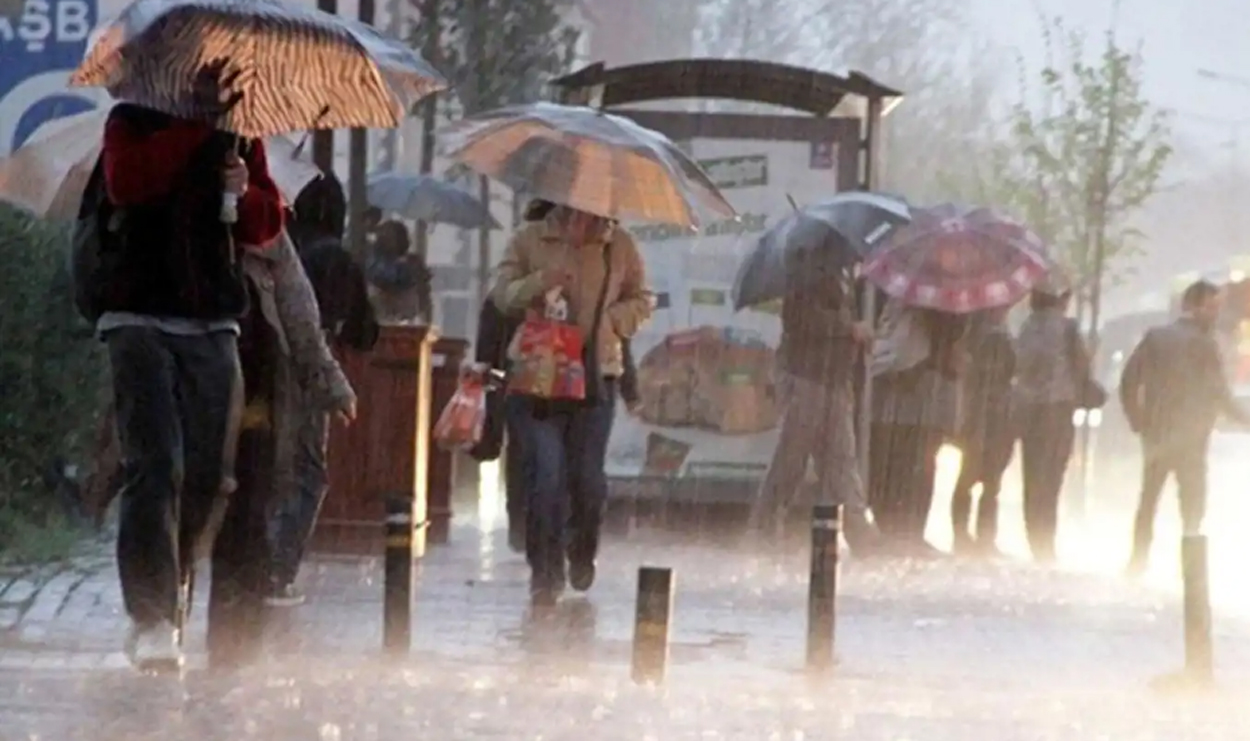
[191,58,244,118]
[849,321,874,346]
[335,398,357,426]
[223,151,248,196]
[541,267,571,291]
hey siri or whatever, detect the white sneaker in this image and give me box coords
[124,621,184,672]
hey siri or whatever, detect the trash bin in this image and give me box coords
[428,337,469,545]
[316,324,436,557]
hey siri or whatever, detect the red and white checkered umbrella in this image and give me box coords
[862,203,1052,313]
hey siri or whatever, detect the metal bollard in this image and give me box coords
[631,566,674,685]
[806,503,841,673]
[383,496,415,655]
[1181,534,1214,684]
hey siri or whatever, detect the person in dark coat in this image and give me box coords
[1014,283,1088,563]
[950,307,1017,556]
[265,174,379,607]
[1120,279,1248,576]
[869,301,969,557]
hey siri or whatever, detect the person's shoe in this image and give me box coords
[264,584,307,608]
[1124,558,1148,579]
[124,621,183,673]
[951,533,976,556]
[973,540,1006,560]
[507,522,526,554]
[569,559,596,592]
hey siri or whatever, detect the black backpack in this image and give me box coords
[69,156,118,324]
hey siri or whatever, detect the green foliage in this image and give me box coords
[956,17,1172,296]
[0,203,105,550]
[408,0,581,115]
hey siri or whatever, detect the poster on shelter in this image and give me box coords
[605,137,839,480]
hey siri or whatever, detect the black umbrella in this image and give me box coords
[731,191,912,310]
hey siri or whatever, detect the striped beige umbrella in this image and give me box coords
[70,0,447,138]
[442,102,736,228]
[0,108,322,220]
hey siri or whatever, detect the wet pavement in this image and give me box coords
[3,502,1250,740]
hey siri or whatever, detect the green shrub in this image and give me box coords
[0,203,106,555]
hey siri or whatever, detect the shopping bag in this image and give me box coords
[506,289,587,400]
[433,375,488,451]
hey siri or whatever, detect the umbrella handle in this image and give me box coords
[220,138,241,224]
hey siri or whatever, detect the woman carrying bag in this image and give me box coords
[492,201,652,607]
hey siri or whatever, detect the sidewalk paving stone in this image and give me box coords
[2,513,1249,739]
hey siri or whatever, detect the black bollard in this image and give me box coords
[806,503,841,673]
[631,566,674,685]
[1181,534,1214,684]
[383,496,415,655]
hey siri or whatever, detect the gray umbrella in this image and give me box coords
[367,172,500,229]
[732,191,912,310]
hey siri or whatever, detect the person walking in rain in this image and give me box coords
[869,298,968,556]
[749,247,879,553]
[1120,279,1248,576]
[266,174,377,607]
[1014,279,1089,563]
[85,87,284,669]
[950,307,1016,557]
[493,203,652,607]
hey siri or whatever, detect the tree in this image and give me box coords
[985,17,1172,328]
[0,205,105,559]
[409,0,580,117]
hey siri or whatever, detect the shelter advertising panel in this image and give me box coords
[606,134,838,480]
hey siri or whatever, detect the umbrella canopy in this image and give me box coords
[862,203,1052,314]
[0,108,321,220]
[441,102,735,227]
[70,0,447,138]
[732,191,911,310]
[366,172,500,229]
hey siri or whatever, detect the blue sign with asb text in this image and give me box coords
[0,0,101,154]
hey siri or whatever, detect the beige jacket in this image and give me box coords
[492,218,652,377]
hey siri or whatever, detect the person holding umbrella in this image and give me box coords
[69,0,446,670]
[445,101,735,605]
[748,244,879,550]
[949,307,1017,557]
[861,204,1051,557]
[732,192,911,552]
[82,77,284,670]
[491,202,652,606]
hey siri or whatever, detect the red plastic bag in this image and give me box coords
[433,375,487,451]
[506,313,587,401]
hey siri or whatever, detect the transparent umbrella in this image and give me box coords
[366,172,500,229]
[0,108,322,220]
[442,102,736,227]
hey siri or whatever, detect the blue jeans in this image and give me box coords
[267,407,329,589]
[503,395,531,540]
[511,382,616,590]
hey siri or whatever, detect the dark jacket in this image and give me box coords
[778,264,858,384]
[960,320,1016,442]
[93,104,283,320]
[294,230,379,352]
[1120,316,1246,444]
